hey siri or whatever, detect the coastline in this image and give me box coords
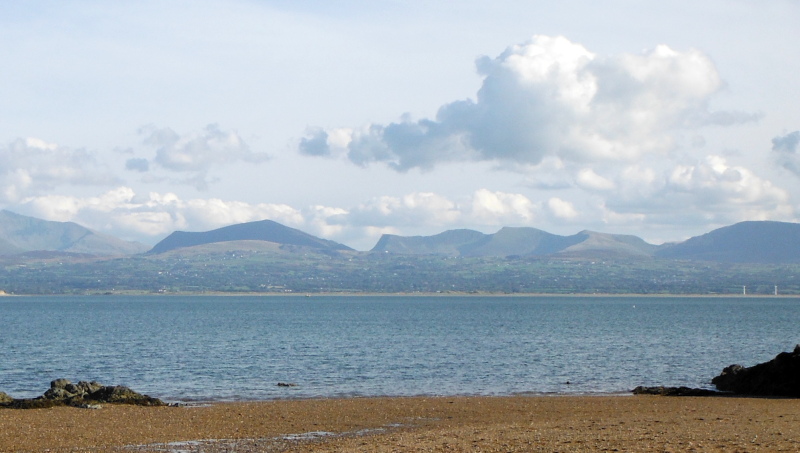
[5,290,800,297]
[2,394,799,452]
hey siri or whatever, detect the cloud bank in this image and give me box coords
[18,157,791,251]
[17,187,564,248]
[302,35,758,171]
[0,138,119,203]
[21,187,305,240]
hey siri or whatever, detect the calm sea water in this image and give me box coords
[1,295,798,402]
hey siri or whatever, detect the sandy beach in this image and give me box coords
[2,395,799,452]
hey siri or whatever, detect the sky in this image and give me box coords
[1,0,799,251]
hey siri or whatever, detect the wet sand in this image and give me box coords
[2,395,799,452]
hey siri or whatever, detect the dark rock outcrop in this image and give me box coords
[0,379,165,409]
[712,345,800,397]
[634,346,800,398]
[88,384,164,405]
[632,386,721,397]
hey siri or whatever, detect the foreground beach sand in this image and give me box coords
[2,395,799,452]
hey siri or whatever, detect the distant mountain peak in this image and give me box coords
[148,219,353,254]
[655,220,800,263]
[0,210,148,256]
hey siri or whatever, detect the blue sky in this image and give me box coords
[1,0,798,250]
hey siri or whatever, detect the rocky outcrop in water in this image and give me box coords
[0,379,165,409]
[711,345,800,397]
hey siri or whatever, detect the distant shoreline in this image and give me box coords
[3,290,799,298]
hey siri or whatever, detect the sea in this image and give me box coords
[1,295,797,402]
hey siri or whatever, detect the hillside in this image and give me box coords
[462,227,584,256]
[148,219,354,254]
[372,229,489,255]
[0,210,148,256]
[655,221,800,263]
[558,231,659,258]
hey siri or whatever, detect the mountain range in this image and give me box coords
[371,222,800,263]
[371,227,659,259]
[1,210,800,264]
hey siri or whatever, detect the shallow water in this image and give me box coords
[1,295,797,401]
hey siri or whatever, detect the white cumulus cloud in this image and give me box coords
[596,155,793,228]
[468,189,535,224]
[666,156,788,208]
[301,35,757,171]
[575,168,615,191]
[346,192,461,227]
[546,197,578,219]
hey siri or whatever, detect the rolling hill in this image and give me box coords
[148,219,354,254]
[556,230,660,258]
[0,210,148,256]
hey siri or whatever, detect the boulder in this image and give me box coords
[77,380,104,394]
[50,378,71,389]
[0,392,12,404]
[87,385,164,406]
[42,387,73,400]
[712,345,800,397]
[42,379,105,401]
